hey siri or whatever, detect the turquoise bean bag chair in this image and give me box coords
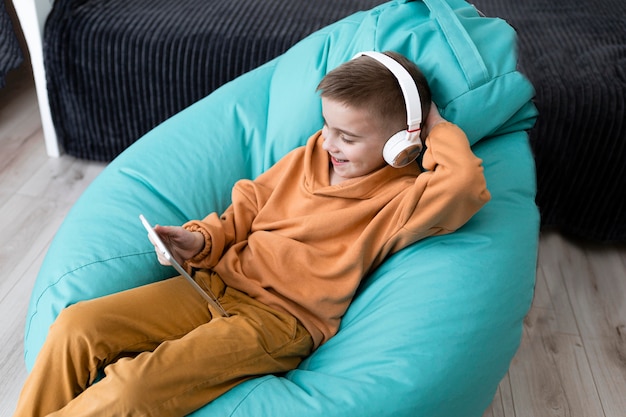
[24,0,538,415]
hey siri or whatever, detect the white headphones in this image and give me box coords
[352,51,423,168]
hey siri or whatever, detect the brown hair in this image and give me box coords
[316,51,431,134]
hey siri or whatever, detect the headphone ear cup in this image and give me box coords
[383,130,423,168]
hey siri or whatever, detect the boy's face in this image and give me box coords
[321,98,391,184]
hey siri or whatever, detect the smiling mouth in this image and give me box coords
[331,156,349,164]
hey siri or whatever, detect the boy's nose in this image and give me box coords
[322,134,338,152]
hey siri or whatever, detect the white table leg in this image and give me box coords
[11,0,60,157]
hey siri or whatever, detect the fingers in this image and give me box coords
[426,103,443,125]
[422,102,446,139]
[154,225,188,247]
[146,227,172,266]
[153,224,176,240]
[147,225,203,265]
[156,251,172,266]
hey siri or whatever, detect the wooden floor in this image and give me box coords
[1,64,624,417]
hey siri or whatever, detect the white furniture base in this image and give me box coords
[11,0,59,157]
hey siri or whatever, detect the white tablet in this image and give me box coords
[139,214,229,317]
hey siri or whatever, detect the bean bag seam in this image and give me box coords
[24,251,156,355]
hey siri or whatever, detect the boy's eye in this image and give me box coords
[341,136,354,144]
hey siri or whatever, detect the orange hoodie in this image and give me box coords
[184,122,490,348]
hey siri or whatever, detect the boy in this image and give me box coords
[14,51,490,416]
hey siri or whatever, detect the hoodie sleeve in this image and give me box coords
[181,146,303,269]
[388,122,491,252]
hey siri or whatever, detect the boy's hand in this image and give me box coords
[149,225,205,266]
[421,102,446,140]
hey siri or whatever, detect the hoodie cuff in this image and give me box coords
[182,221,212,268]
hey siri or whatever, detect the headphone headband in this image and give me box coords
[352,51,422,133]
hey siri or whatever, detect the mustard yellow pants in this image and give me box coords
[14,271,313,417]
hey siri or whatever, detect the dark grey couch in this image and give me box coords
[43,0,385,161]
[0,0,23,88]
[472,0,626,242]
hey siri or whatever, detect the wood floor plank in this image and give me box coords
[584,337,626,417]
[539,263,580,335]
[483,375,515,417]
[0,128,48,195]
[545,234,626,416]
[581,248,626,338]
[0,70,40,175]
[574,242,626,416]
[560,243,616,338]
[0,249,42,417]
[499,374,516,417]
[502,240,611,417]
[552,333,605,416]
[16,154,106,204]
[507,307,571,417]
[0,174,94,417]
[533,263,553,310]
[482,398,499,417]
[557,242,626,417]
[0,193,70,279]
[0,190,10,210]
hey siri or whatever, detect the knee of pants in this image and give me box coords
[93,357,180,414]
[47,302,102,349]
[54,357,162,415]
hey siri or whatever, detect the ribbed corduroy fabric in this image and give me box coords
[473,0,626,241]
[43,0,384,162]
[0,1,23,88]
